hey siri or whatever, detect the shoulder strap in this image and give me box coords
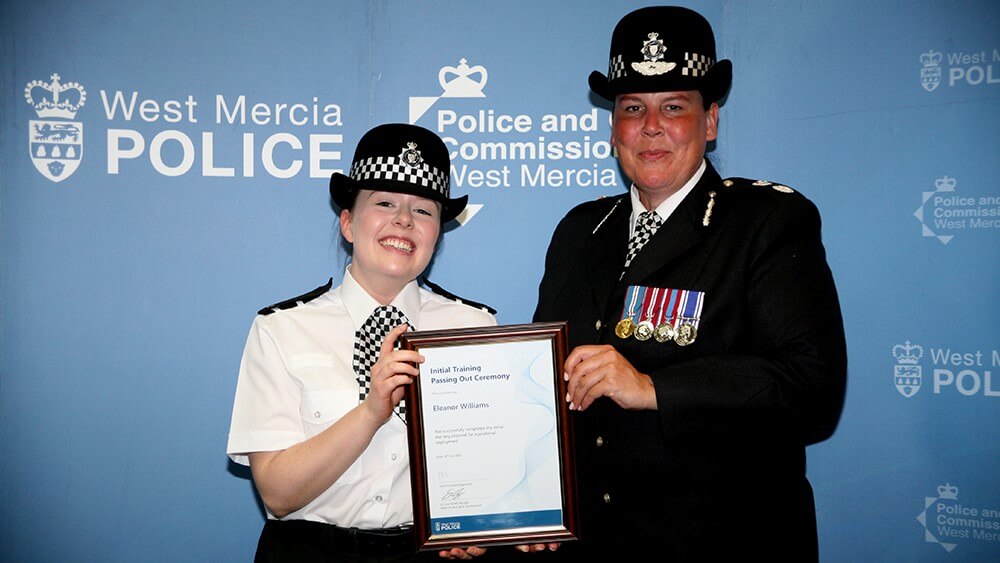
[421,277,497,315]
[257,278,334,316]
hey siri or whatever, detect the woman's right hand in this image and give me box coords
[362,323,423,423]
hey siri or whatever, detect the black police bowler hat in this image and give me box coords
[589,6,732,104]
[330,123,467,223]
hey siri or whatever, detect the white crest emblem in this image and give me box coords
[913,176,958,245]
[631,32,677,76]
[916,484,961,553]
[399,142,423,167]
[920,50,943,93]
[892,340,923,398]
[409,57,488,123]
[25,74,86,183]
[439,58,488,98]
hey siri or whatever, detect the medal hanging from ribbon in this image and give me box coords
[653,288,676,343]
[634,287,660,341]
[615,285,644,339]
[671,289,705,346]
[616,286,706,345]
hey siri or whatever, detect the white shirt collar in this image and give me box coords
[341,266,422,330]
[629,159,707,235]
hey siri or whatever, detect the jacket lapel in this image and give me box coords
[586,196,631,313]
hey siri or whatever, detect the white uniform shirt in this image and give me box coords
[227,268,496,527]
[628,159,707,235]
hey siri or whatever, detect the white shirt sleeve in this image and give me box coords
[227,315,305,465]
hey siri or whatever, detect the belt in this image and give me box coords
[327,523,415,555]
[262,519,415,556]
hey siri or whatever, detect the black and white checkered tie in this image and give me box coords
[353,305,410,420]
[622,210,662,275]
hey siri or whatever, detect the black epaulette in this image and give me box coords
[721,177,798,195]
[257,278,334,316]
[420,277,497,315]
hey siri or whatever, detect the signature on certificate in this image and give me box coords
[442,487,467,501]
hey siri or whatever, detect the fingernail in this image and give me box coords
[569,402,575,410]
[565,392,571,403]
[563,371,569,381]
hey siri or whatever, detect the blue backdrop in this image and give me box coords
[2,1,997,560]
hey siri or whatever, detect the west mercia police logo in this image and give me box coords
[920,51,943,92]
[25,73,87,183]
[893,340,923,398]
[918,46,998,91]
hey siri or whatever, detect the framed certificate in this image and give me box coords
[399,321,578,551]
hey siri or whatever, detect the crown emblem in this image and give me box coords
[920,51,943,67]
[399,142,423,167]
[25,74,87,119]
[439,58,488,98]
[893,341,923,364]
[934,176,957,192]
[937,483,958,500]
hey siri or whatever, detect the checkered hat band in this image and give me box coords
[682,52,715,77]
[350,156,449,197]
[608,54,626,80]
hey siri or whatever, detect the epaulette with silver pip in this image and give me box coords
[721,177,796,194]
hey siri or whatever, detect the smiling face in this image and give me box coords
[612,90,718,210]
[340,190,442,303]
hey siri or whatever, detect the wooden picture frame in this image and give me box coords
[400,321,578,551]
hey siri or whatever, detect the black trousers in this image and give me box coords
[254,519,544,562]
[254,520,436,563]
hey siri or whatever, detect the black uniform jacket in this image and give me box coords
[533,161,847,559]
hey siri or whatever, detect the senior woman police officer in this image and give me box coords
[228,124,495,562]
[532,5,847,561]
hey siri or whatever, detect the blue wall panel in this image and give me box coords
[2,1,997,560]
